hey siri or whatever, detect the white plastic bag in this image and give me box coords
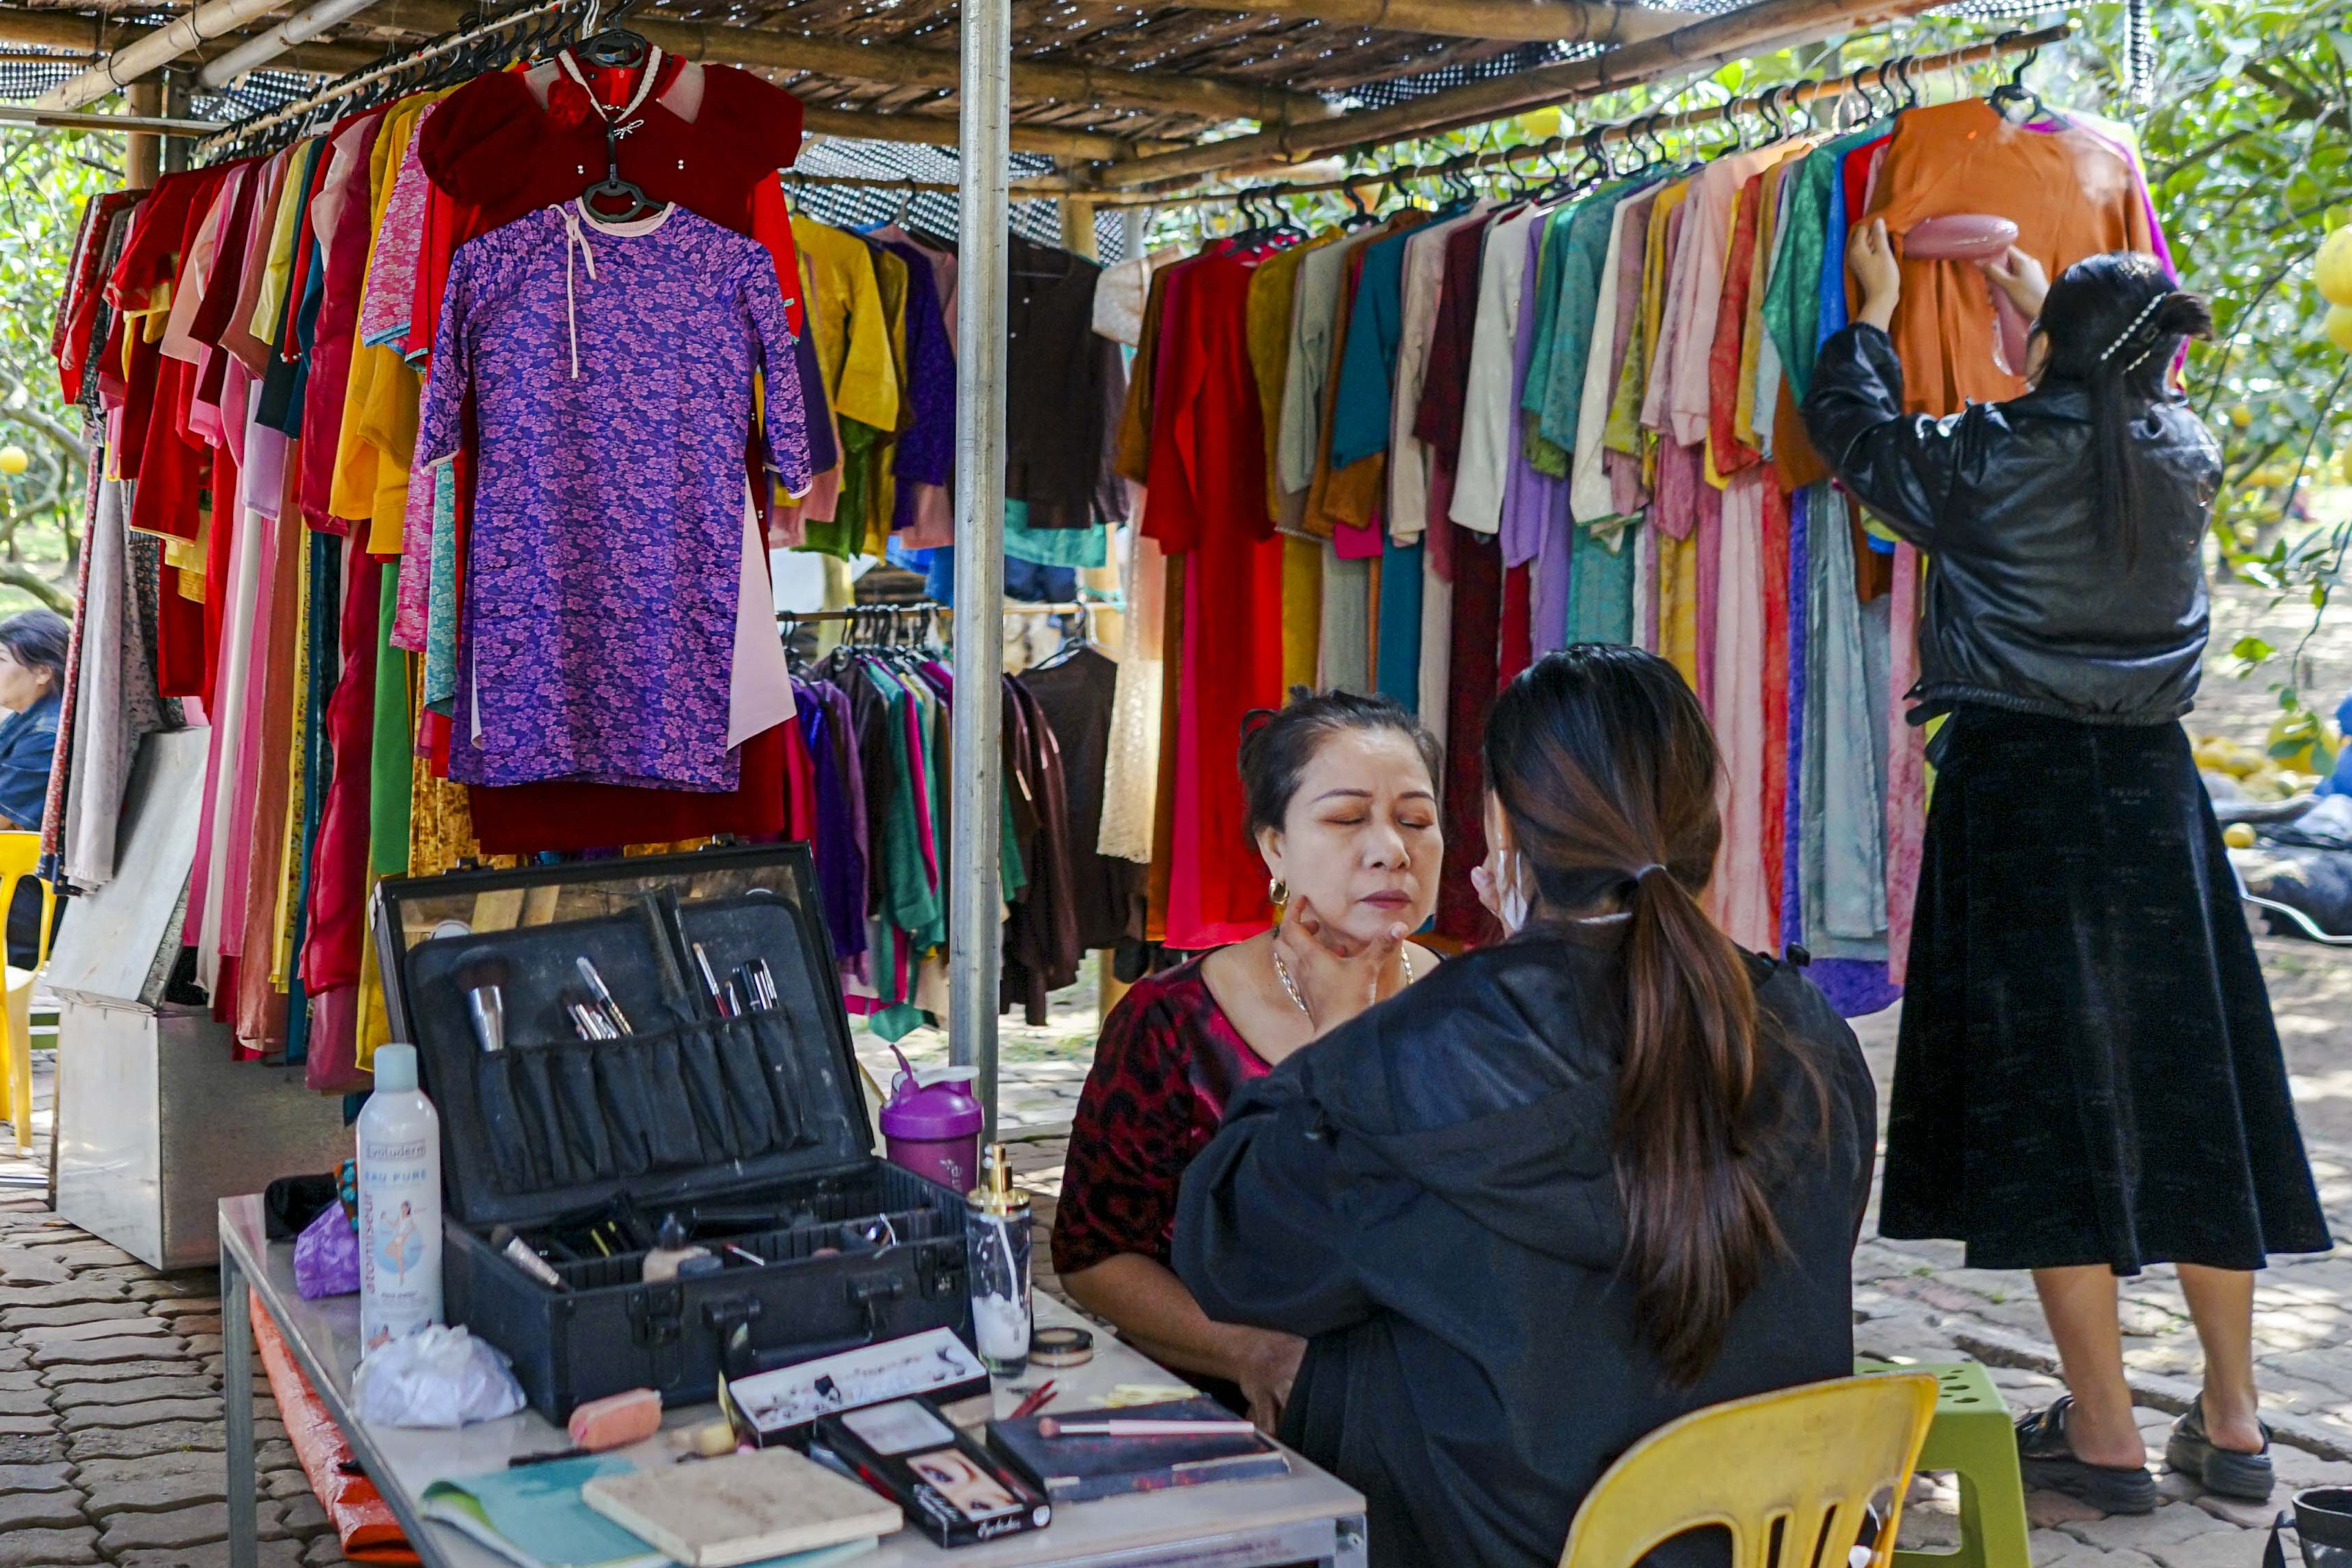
[352,1325,526,1428]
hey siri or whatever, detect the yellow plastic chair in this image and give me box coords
[0,833,54,1156]
[1559,1373,1938,1568]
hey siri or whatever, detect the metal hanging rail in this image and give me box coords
[771,600,1099,624]
[0,103,221,134]
[192,0,572,155]
[1139,19,2071,208]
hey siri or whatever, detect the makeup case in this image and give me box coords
[372,844,972,1422]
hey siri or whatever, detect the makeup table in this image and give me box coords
[221,1193,1370,1568]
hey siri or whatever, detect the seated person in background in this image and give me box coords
[0,609,67,968]
[1175,645,1878,1568]
[0,609,66,833]
[1054,689,1444,1430]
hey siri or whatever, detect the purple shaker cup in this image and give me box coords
[878,1048,985,1194]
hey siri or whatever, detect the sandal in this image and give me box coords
[2016,1396,2158,1516]
[2165,1396,2275,1503]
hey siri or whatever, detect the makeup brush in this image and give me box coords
[576,956,633,1035]
[454,947,509,1054]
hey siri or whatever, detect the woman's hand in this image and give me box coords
[1849,218,1901,331]
[1277,895,1408,1029]
[1470,844,1526,933]
[1233,1327,1306,1436]
[1979,244,2049,320]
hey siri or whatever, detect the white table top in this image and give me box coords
[220,1194,1364,1567]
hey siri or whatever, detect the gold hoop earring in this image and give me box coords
[1268,877,1288,908]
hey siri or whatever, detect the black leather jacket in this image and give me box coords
[1802,323,2221,727]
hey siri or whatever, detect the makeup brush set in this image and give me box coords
[372,844,972,1423]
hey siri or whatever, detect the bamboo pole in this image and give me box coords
[36,0,320,110]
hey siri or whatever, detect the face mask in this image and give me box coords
[1496,850,1531,937]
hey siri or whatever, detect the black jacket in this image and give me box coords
[1801,323,2221,727]
[1173,933,1876,1568]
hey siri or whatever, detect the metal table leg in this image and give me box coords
[223,1246,257,1568]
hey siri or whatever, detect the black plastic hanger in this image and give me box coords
[580,125,660,221]
[1987,32,2053,125]
[573,0,649,70]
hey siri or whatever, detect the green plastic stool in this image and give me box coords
[1855,1358,2034,1568]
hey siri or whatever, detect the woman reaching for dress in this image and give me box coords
[1802,232,2330,1512]
[1053,689,1443,1430]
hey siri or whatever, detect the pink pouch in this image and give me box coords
[1901,214,2031,374]
[1902,213,2018,259]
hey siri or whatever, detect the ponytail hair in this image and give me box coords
[2031,252,2216,567]
[1484,644,1797,1385]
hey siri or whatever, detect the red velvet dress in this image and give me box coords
[1053,958,1272,1276]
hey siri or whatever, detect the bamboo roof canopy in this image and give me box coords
[0,0,2028,181]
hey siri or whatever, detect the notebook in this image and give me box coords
[422,1456,882,1568]
[582,1447,903,1568]
[986,1397,1290,1503]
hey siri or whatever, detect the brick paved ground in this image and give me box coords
[0,937,2343,1567]
[0,579,2341,1565]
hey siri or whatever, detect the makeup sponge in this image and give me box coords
[567,1387,663,1452]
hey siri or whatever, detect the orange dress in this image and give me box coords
[1861,99,2151,418]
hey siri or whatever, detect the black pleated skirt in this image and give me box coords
[1880,704,2333,1273]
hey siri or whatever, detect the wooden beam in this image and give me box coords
[1162,0,1699,45]
[0,8,115,50]
[0,1,1324,129]
[634,13,1337,127]
[0,7,1188,157]
[1098,0,1946,187]
[123,77,160,184]
[802,103,1177,159]
[352,0,1331,127]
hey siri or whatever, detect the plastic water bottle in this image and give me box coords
[358,1043,443,1356]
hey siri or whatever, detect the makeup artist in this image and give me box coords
[1174,646,1877,1568]
[1053,689,1443,1432]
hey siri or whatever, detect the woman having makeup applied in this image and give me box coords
[1053,689,1444,1431]
[1175,646,1876,1568]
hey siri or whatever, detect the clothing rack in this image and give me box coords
[773,600,1097,623]
[153,0,2075,1147]
[192,0,577,159]
[1153,20,2071,210]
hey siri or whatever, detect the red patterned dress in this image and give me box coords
[1053,957,1273,1275]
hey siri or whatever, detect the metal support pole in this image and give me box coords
[950,0,1011,1137]
[221,1251,257,1568]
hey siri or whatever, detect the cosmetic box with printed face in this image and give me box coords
[372,844,972,1422]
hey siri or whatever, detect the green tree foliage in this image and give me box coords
[2112,1,2351,592]
[0,129,116,614]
